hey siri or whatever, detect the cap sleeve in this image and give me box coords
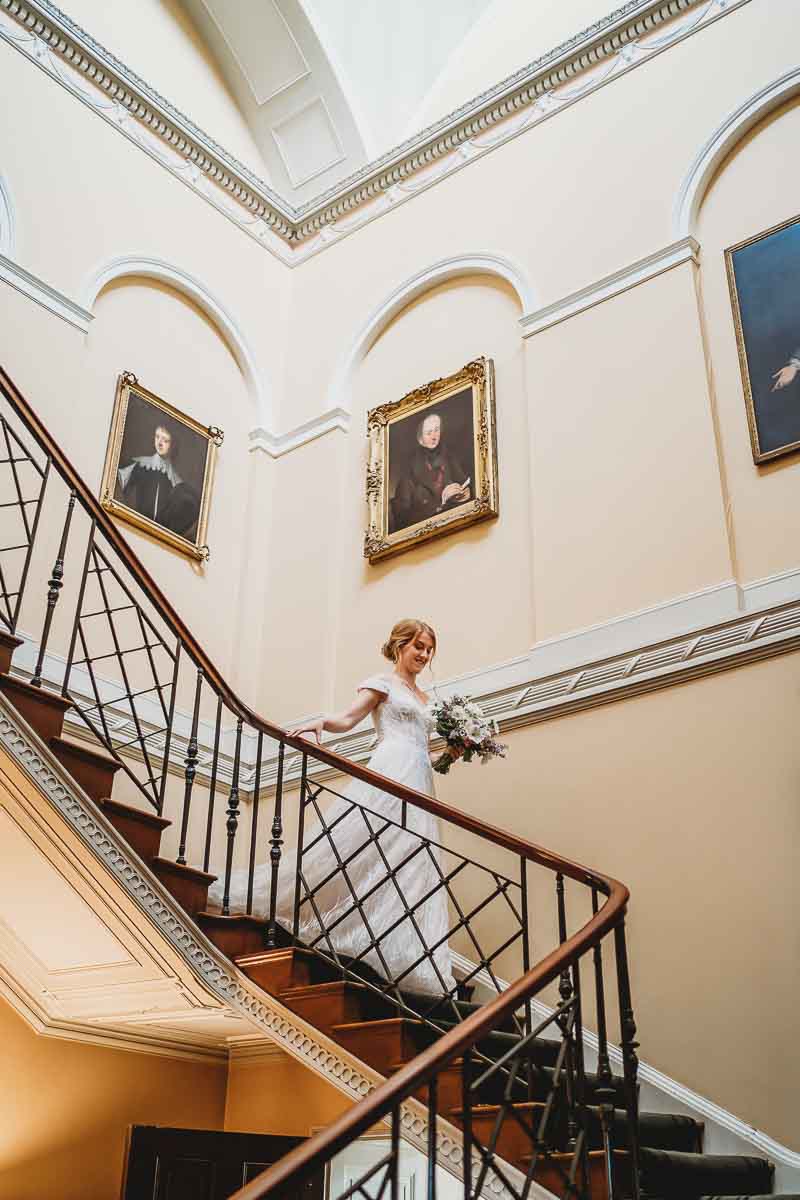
[357,674,391,696]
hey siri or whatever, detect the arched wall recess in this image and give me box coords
[0,173,15,257]
[327,252,536,416]
[82,255,271,427]
[673,66,800,238]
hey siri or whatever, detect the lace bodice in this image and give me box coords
[358,673,434,755]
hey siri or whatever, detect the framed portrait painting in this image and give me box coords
[726,213,800,463]
[100,372,224,560]
[364,358,498,563]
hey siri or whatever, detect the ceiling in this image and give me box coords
[180,0,494,202]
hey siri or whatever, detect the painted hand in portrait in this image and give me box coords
[727,214,800,462]
[364,358,498,563]
[390,409,473,534]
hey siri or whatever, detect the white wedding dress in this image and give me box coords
[209,673,456,995]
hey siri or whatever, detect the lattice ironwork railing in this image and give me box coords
[0,364,641,1200]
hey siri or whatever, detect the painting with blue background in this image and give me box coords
[730,216,800,458]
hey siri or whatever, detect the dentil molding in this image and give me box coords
[0,0,749,264]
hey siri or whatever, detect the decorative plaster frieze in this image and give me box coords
[0,698,523,1200]
[0,251,93,331]
[519,238,699,337]
[0,0,750,263]
[249,407,350,457]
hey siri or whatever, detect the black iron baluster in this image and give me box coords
[570,955,591,1199]
[520,856,533,1098]
[265,739,285,949]
[203,695,223,873]
[157,641,181,815]
[31,489,75,687]
[427,1074,438,1200]
[555,872,579,1155]
[11,455,50,634]
[462,1049,473,1200]
[292,750,308,942]
[591,889,617,1199]
[177,668,203,865]
[246,729,263,915]
[222,717,243,916]
[62,520,95,697]
[614,920,641,1200]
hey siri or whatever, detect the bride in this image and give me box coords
[209,619,458,996]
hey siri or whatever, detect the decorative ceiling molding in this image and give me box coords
[0,0,750,264]
[519,237,699,337]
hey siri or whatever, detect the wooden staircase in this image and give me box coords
[0,630,791,1200]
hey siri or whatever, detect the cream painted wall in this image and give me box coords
[57,0,268,179]
[434,650,800,1150]
[2,0,800,1155]
[0,995,227,1200]
[224,1054,352,1136]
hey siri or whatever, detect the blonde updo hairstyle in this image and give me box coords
[381,618,437,664]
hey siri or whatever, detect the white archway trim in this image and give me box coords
[82,255,271,426]
[674,67,800,238]
[0,174,15,257]
[327,252,536,415]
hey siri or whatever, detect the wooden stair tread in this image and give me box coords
[279,979,371,1001]
[151,857,216,883]
[330,1017,425,1033]
[50,734,121,770]
[0,674,72,710]
[99,796,171,831]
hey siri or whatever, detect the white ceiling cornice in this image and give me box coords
[0,0,750,264]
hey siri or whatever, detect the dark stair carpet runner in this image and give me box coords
[0,639,791,1200]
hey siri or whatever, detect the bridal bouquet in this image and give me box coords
[428,694,507,775]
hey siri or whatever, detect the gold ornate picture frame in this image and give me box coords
[725,212,800,464]
[364,358,498,563]
[100,372,223,561]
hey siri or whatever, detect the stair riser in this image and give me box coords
[50,742,119,803]
[239,952,315,995]
[0,631,23,675]
[281,991,373,1040]
[102,809,164,862]
[197,917,267,959]
[0,677,70,742]
[151,861,214,917]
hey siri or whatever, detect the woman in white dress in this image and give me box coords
[209,619,457,996]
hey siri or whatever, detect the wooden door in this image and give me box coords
[122,1125,326,1200]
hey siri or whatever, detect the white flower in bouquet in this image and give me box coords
[427,693,508,775]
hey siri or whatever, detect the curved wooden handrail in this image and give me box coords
[233,875,629,1200]
[0,365,611,887]
[0,365,633,1199]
